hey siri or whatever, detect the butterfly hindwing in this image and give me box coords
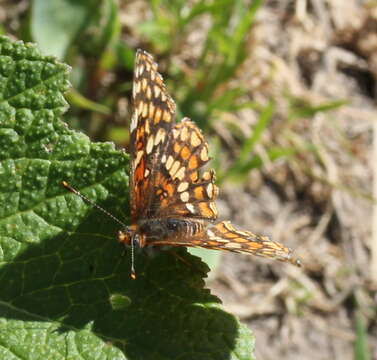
[148,119,219,220]
[149,220,299,265]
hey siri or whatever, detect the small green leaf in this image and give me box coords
[0,36,255,360]
[31,0,94,59]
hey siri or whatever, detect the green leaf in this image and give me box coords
[0,36,255,360]
[30,0,94,59]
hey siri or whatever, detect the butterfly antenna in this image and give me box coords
[130,237,137,280]
[62,181,128,229]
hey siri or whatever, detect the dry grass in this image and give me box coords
[206,1,376,359]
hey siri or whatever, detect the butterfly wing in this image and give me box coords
[129,50,176,222]
[150,220,301,266]
[147,118,219,220]
[130,50,218,222]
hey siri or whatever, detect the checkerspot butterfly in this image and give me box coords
[121,50,300,274]
[64,50,300,278]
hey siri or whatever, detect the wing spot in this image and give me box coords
[180,191,189,202]
[154,85,161,98]
[138,64,145,77]
[190,131,201,147]
[134,150,144,167]
[130,112,137,132]
[144,119,150,134]
[223,221,236,232]
[149,103,155,120]
[166,155,174,170]
[174,166,186,180]
[190,172,199,182]
[235,230,250,237]
[146,135,154,154]
[161,93,167,102]
[138,100,144,116]
[200,146,209,162]
[172,128,180,139]
[206,183,214,198]
[136,80,141,94]
[154,108,162,124]
[142,103,149,118]
[161,154,167,163]
[188,155,198,170]
[209,202,218,217]
[146,85,152,99]
[224,242,242,249]
[177,181,189,192]
[163,111,171,122]
[169,160,181,177]
[144,168,150,177]
[180,126,189,141]
[186,203,195,213]
[174,142,181,153]
[180,146,190,160]
[142,78,147,91]
[202,171,211,181]
[194,186,204,200]
[154,128,166,146]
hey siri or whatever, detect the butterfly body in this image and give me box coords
[117,49,300,268]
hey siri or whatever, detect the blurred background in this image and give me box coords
[1,0,376,359]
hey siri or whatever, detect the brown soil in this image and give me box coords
[207,1,377,359]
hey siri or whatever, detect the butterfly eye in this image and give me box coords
[132,233,141,247]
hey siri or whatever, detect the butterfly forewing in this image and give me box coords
[130,50,176,221]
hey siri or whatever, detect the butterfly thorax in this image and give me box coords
[118,218,205,247]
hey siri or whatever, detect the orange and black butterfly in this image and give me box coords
[115,50,301,277]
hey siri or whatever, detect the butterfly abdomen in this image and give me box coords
[139,218,204,241]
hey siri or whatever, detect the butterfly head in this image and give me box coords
[118,226,146,280]
[118,225,145,248]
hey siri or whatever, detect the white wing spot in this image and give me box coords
[190,131,201,147]
[166,155,174,170]
[130,112,138,132]
[134,150,144,167]
[224,242,242,249]
[154,128,166,146]
[206,183,214,198]
[146,135,154,154]
[169,160,181,177]
[177,181,189,192]
[180,191,189,202]
[154,85,161,98]
[174,166,185,180]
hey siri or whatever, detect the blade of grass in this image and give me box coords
[354,312,371,360]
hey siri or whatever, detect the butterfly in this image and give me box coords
[112,50,301,278]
